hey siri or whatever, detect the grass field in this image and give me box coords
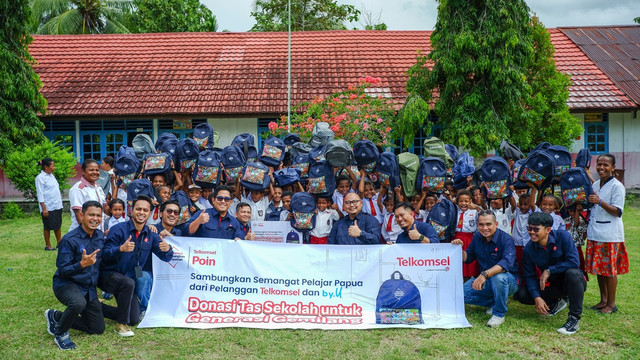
[1,206,639,359]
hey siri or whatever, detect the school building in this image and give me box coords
[1,26,639,198]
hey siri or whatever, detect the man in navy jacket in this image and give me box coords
[394,203,439,244]
[99,195,173,337]
[45,201,105,350]
[328,192,381,245]
[516,212,586,335]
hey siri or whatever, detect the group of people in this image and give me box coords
[36,136,627,349]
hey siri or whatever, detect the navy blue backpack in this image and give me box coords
[192,150,222,187]
[232,133,258,162]
[241,161,270,191]
[115,145,140,177]
[221,145,246,183]
[309,145,326,163]
[416,157,447,194]
[193,123,215,150]
[560,168,595,209]
[307,160,335,196]
[377,152,401,189]
[290,192,317,231]
[480,156,512,199]
[518,151,556,190]
[259,136,286,167]
[142,152,172,176]
[445,144,459,162]
[265,203,283,221]
[545,145,572,180]
[170,190,194,225]
[531,142,552,154]
[575,148,592,169]
[155,133,178,154]
[427,198,458,243]
[175,138,200,172]
[376,271,423,325]
[511,159,529,189]
[126,179,155,218]
[284,133,301,147]
[274,168,300,186]
[353,140,379,172]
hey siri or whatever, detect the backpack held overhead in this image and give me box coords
[353,140,379,172]
[544,145,572,181]
[289,192,317,231]
[480,156,512,199]
[241,161,271,191]
[416,157,447,194]
[259,136,286,167]
[132,134,156,161]
[193,123,215,150]
[192,150,222,187]
[115,145,140,177]
[308,122,335,148]
[232,133,258,162]
[376,271,423,325]
[325,139,354,168]
[175,138,200,172]
[499,139,525,161]
[377,152,401,189]
[142,152,172,176]
[274,168,300,186]
[427,197,458,242]
[170,190,194,225]
[221,145,246,183]
[423,137,454,170]
[398,152,420,198]
[574,148,592,169]
[518,151,556,190]
[126,179,155,218]
[307,160,335,196]
[560,167,595,209]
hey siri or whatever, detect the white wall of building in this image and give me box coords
[208,117,257,147]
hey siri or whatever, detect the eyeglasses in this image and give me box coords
[344,200,360,206]
[527,226,541,233]
[478,209,495,216]
[216,196,232,202]
[164,209,180,215]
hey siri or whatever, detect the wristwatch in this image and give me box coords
[481,270,490,279]
[419,235,426,242]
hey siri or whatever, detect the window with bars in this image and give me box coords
[584,113,608,154]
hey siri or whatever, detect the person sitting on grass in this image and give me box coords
[516,212,586,335]
[45,201,105,350]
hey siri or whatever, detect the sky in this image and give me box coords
[204,0,639,32]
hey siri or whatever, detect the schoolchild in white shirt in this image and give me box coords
[310,196,340,244]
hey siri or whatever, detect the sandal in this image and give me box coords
[599,305,618,314]
[44,247,56,251]
[589,304,606,310]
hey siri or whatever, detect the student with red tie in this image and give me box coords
[381,196,402,244]
[358,172,383,224]
[452,190,481,279]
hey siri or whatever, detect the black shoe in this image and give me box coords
[557,315,579,335]
[54,332,76,350]
[44,309,57,335]
[548,299,567,316]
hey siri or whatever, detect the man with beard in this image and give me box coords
[327,192,380,245]
[393,203,439,244]
[45,201,105,350]
[99,195,173,337]
[452,209,519,328]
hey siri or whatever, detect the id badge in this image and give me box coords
[135,266,143,279]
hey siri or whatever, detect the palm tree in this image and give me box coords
[31,0,132,34]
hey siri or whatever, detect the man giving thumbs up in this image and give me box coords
[328,193,380,245]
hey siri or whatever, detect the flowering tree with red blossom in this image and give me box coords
[269,76,398,148]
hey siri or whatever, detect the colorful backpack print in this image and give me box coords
[192,150,222,187]
[560,167,595,209]
[416,157,447,194]
[290,192,317,231]
[142,153,171,175]
[241,162,270,191]
[175,138,200,171]
[193,123,214,150]
[259,136,286,167]
[376,271,423,325]
[480,156,512,199]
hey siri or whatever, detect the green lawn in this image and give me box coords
[1,207,638,359]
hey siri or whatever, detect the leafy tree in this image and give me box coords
[5,140,77,200]
[125,0,218,33]
[634,16,640,25]
[0,0,47,164]
[250,0,360,32]
[406,0,581,155]
[31,0,131,34]
[359,5,387,30]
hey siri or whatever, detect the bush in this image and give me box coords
[1,202,23,219]
[4,139,77,199]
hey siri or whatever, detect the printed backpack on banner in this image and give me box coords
[560,168,595,209]
[171,190,193,225]
[175,138,200,172]
[193,123,215,150]
[325,139,354,168]
[480,156,512,199]
[499,139,525,161]
[376,271,423,325]
[518,151,556,190]
[289,192,317,231]
[427,198,458,243]
[232,133,258,162]
[307,160,335,196]
[221,145,246,183]
[284,133,301,147]
[377,152,401,189]
[241,162,270,191]
[259,136,286,167]
[309,145,326,163]
[353,140,379,168]
[575,148,592,169]
[423,137,454,170]
[132,134,156,161]
[308,122,335,148]
[445,144,459,162]
[142,152,171,176]
[545,145,572,180]
[115,145,140,176]
[155,133,178,154]
[274,168,300,186]
[416,157,447,194]
[192,150,222,187]
[398,152,420,198]
[126,179,155,218]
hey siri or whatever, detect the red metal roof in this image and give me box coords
[29,30,636,118]
[559,26,640,107]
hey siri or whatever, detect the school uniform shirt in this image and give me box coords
[415,209,429,223]
[101,220,174,280]
[327,212,381,245]
[381,210,403,243]
[361,194,383,224]
[69,177,107,231]
[310,209,340,238]
[464,229,518,274]
[332,189,355,216]
[185,208,245,240]
[456,208,478,233]
[107,216,127,231]
[35,170,63,213]
[52,226,104,302]
[493,207,513,235]
[549,212,565,231]
[198,197,213,209]
[587,177,625,243]
[396,221,440,244]
[147,205,162,226]
[522,230,580,299]
[279,209,290,221]
[227,198,241,217]
[508,207,541,246]
[241,193,270,222]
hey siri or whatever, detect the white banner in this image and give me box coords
[138,237,471,330]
